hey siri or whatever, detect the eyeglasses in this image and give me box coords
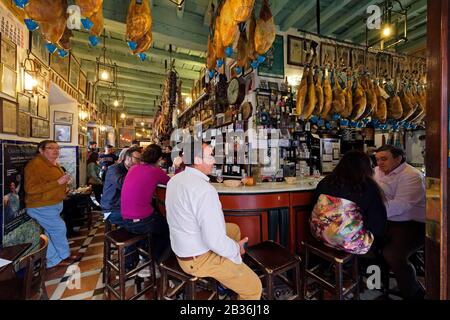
[45,147,60,150]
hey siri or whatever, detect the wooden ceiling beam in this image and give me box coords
[280,0,316,31]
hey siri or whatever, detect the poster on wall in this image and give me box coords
[59,147,78,190]
[0,1,26,49]
[257,35,285,79]
[2,144,37,235]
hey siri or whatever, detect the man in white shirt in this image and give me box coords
[374,145,425,300]
[165,142,262,300]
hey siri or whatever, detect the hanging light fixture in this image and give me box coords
[94,31,117,88]
[22,51,48,96]
[105,84,125,110]
[367,0,408,51]
[169,0,185,10]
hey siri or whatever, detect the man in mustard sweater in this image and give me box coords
[25,140,74,269]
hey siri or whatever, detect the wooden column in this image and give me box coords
[425,0,449,300]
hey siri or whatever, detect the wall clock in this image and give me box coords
[227,77,246,106]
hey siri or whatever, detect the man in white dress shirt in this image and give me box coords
[165,142,262,300]
[374,145,425,300]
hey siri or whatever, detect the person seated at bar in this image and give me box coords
[24,140,78,270]
[310,150,387,255]
[165,142,262,300]
[86,152,103,207]
[173,150,185,174]
[374,145,426,300]
[121,144,171,263]
[101,147,141,227]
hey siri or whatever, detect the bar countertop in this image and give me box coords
[158,177,320,194]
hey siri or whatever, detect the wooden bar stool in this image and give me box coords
[245,240,302,300]
[301,238,359,300]
[104,228,157,300]
[159,254,218,300]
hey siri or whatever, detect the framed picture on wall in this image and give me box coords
[17,93,30,112]
[54,124,72,142]
[54,111,73,124]
[258,35,285,79]
[18,112,31,137]
[50,53,69,81]
[37,94,49,119]
[0,35,17,71]
[0,98,18,134]
[336,46,351,67]
[41,119,50,138]
[321,43,336,66]
[287,35,303,66]
[30,31,49,66]
[79,70,87,94]
[69,55,80,89]
[1,64,17,98]
[29,95,38,116]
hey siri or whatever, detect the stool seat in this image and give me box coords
[303,237,354,264]
[105,228,147,246]
[159,254,218,300]
[245,240,302,300]
[246,240,300,273]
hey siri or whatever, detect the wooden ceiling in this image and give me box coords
[70,0,427,117]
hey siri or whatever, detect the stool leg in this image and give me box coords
[302,248,309,299]
[104,240,111,299]
[148,235,157,299]
[119,245,126,300]
[160,268,168,299]
[266,274,273,300]
[335,262,343,300]
[187,281,196,300]
[295,262,302,300]
[102,222,111,284]
[352,257,360,300]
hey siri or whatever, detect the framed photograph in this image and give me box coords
[268,81,279,91]
[279,82,288,93]
[258,35,285,79]
[29,95,38,116]
[31,117,49,138]
[69,55,80,89]
[50,53,69,81]
[0,98,18,134]
[351,49,365,68]
[79,70,87,94]
[336,46,351,67]
[125,118,134,127]
[321,43,336,66]
[1,64,17,98]
[259,79,269,90]
[17,93,30,112]
[366,52,377,75]
[41,119,50,138]
[287,35,303,66]
[18,112,30,137]
[256,94,271,108]
[54,124,72,142]
[0,36,17,71]
[30,31,49,66]
[37,94,49,119]
[378,54,393,78]
[54,110,73,124]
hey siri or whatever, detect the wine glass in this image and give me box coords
[241,172,247,187]
[216,169,223,183]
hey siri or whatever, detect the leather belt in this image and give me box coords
[176,252,208,261]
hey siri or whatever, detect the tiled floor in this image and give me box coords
[44,211,415,300]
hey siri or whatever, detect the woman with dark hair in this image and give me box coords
[121,144,171,264]
[310,150,387,254]
[86,152,102,206]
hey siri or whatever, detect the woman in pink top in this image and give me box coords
[121,144,170,263]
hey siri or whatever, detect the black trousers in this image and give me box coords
[382,220,425,299]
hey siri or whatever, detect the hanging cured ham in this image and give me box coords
[303,65,317,120]
[246,12,257,63]
[321,69,333,119]
[126,0,152,43]
[75,0,102,17]
[254,0,276,55]
[375,84,388,123]
[314,70,324,116]
[214,17,225,59]
[350,77,367,120]
[296,67,309,115]
[220,0,239,47]
[237,28,249,68]
[231,0,255,23]
[133,30,152,54]
[331,69,346,116]
[25,0,68,44]
[90,7,104,36]
[58,27,73,50]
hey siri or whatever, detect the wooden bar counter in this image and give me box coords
[155,179,319,254]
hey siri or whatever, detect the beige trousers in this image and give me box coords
[177,223,262,300]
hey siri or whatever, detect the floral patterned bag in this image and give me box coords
[310,194,374,254]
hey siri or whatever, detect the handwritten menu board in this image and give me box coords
[0,1,26,49]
